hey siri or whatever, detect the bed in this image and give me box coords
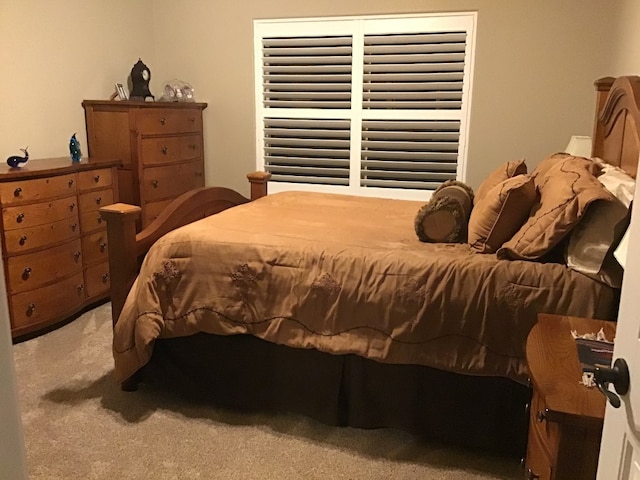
[100,75,639,455]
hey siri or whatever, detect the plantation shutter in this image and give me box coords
[255,13,476,199]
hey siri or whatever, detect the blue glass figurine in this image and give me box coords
[69,133,82,163]
[6,147,29,168]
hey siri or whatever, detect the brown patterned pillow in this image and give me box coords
[497,156,612,260]
[532,152,600,190]
[468,175,537,254]
[414,180,474,243]
[475,159,527,205]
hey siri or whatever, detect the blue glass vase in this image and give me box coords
[69,133,82,163]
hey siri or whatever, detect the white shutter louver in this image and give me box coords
[264,118,351,185]
[262,36,353,109]
[362,32,466,110]
[361,119,460,189]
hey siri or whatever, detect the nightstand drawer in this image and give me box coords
[526,422,553,480]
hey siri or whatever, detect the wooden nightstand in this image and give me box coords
[524,314,616,480]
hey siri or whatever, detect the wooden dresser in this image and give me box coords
[525,313,615,480]
[0,157,119,339]
[82,100,207,229]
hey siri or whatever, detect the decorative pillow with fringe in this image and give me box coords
[414,180,474,243]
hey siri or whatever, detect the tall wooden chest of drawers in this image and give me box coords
[0,157,119,339]
[82,100,207,229]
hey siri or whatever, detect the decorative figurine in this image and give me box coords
[6,147,29,168]
[69,133,82,163]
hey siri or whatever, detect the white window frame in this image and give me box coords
[253,12,477,200]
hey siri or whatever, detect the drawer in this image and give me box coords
[525,422,553,480]
[6,239,82,294]
[0,174,76,206]
[84,262,110,298]
[77,168,113,192]
[142,198,174,227]
[79,188,114,214]
[3,195,77,230]
[80,210,106,233]
[4,214,79,254]
[531,391,560,460]
[136,108,202,135]
[82,230,108,265]
[141,134,202,166]
[10,272,85,330]
[142,160,204,202]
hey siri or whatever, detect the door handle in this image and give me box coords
[594,358,630,408]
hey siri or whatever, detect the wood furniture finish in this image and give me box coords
[525,314,616,480]
[0,157,119,339]
[82,100,208,228]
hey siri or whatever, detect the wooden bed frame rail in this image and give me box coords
[99,171,271,326]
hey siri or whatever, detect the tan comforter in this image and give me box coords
[113,191,617,384]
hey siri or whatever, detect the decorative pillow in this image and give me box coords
[565,163,635,287]
[475,159,527,205]
[468,175,537,254]
[497,156,614,260]
[532,152,601,190]
[414,180,474,243]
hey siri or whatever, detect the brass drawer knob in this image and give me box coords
[536,409,547,423]
[100,242,107,252]
[16,213,24,223]
[74,251,81,261]
[19,235,27,246]
[152,180,159,188]
[97,216,103,224]
[189,144,197,150]
[161,147,168,155]
[14,187,22,197]
[526,468,540,479]
[77,284,84,295]
[102,273,110,283]
[68,179,74,188]
[69,203,76,211]
[71,223,78,232]
[95,196,102,205]
[160,117,166,125]
[26,303,36,316]
[22,267,31,280]
[189,117,195,123]
[93,175,100,183]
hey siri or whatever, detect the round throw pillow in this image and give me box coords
[414,180,474,243]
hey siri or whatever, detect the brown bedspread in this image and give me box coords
[113,191,617,384]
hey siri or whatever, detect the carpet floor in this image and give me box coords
[13,303,522,479]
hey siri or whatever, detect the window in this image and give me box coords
[254,13,476,200]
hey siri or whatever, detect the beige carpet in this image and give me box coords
[13,303,521,479]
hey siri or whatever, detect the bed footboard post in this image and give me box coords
[247,171,272,200]
[99,203,142,326]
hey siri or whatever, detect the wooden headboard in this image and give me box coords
[593,75,640,178]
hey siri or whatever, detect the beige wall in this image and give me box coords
[0,0,157,162]
[151,0,619,194]
[0,1,635,195]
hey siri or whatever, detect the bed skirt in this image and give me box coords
[138,332,531,457]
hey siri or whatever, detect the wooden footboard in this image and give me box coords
[99,171,271,326]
